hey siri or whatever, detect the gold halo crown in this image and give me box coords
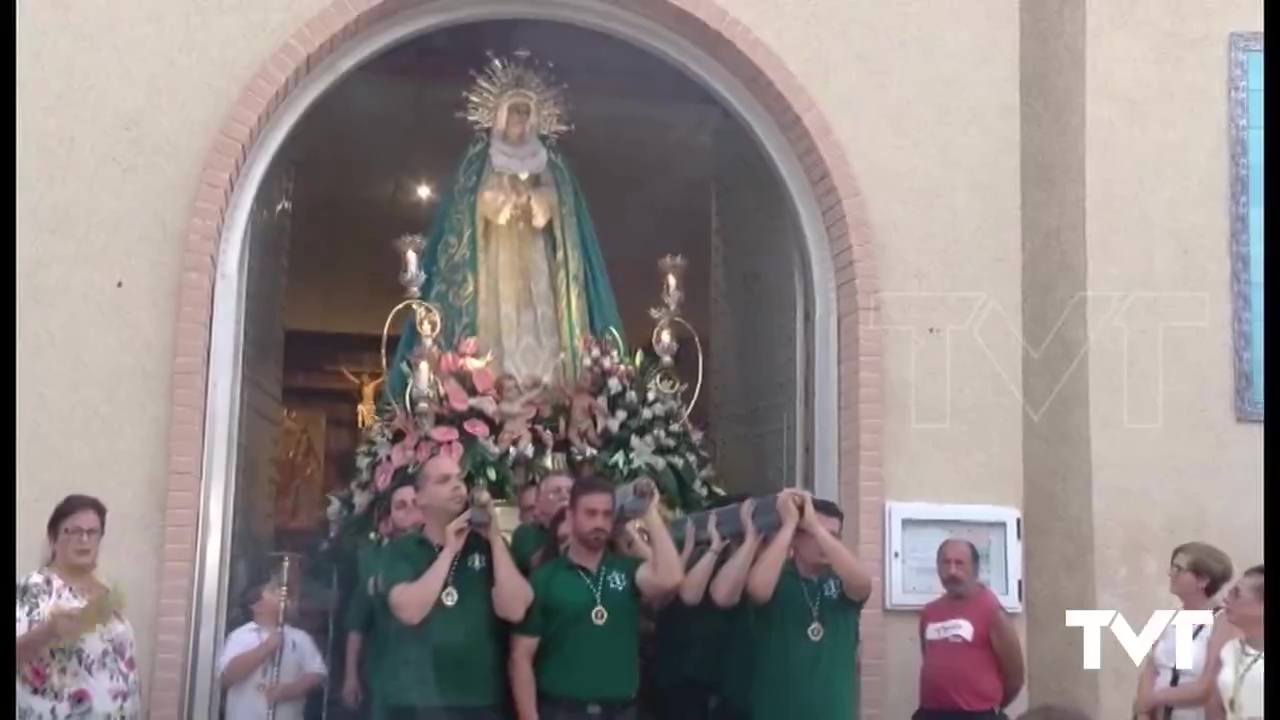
[463,50,571,141]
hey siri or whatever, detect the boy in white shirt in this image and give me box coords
[218,580,327,720]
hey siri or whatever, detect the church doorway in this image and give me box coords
[166,2,878,718]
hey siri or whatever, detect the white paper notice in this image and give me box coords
[900,519,1009,596]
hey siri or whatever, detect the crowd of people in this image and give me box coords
[14,483,1266,719]
[331,454,873,720]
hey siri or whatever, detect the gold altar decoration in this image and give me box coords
[648,254,704,419]
[275,408,327,531]
[381,233,445,417]
[463,50,571,141]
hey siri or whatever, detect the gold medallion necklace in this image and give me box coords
[576,563,609,626]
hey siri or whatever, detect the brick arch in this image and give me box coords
[154,0,884,718]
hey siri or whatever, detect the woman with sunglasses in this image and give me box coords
[16,494,141,718]
[1134,542,1234,720]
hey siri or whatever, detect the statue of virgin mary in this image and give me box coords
[389,52,623,394]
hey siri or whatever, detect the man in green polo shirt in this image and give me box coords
[744,489,874,720]
[509,471,574,575]
[380,452,534,719]
[509,476,684,720]
[706,498,763,720]
[651,498,742,720]
[342,479,422,718]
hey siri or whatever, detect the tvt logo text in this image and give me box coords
[1065,609,1215,670]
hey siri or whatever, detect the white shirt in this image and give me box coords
[1150,611,1215,720]
[1216,638,1264,720]
[218,621,327,720]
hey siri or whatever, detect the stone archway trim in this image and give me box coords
[152,0,884,717]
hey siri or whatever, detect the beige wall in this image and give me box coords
[16,1,1263,718]
[1084,1,1264,717]
[18,0,335,700]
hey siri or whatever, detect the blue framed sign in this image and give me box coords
[1230,32,1264,422]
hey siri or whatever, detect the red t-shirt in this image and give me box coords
[918,585,1006,711]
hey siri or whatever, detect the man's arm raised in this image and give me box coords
[634,479,684,600]
[746,491,802,604]
[487,508,534,623]
[709,499,759,608]
[388,512,470,626]
[797,494,872,602]
[679,513,729,607]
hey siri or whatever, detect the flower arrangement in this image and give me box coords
[583,337,722,512]
[327,337,518,546]
[431,337,520,498]
[327,333,723,547]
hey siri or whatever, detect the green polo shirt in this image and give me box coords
[377,532,505,709]
[510,522,550,575]
[515,552,643,702]
[653,597,728,691]
[345,538,383,637]
[344,538,390,719]
[343,538,376,632]
[718,601,756,712]
[749,562,863,720]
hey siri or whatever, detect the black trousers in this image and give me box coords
[537,695,637,720]
[651,682,715,720]
[710,706,749,720]
[912,710,1008,720]
[384,706,506,720]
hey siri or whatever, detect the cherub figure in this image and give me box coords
[495,374,547,453]
[566,370,605,456]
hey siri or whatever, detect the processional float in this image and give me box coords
[324,51,790,557]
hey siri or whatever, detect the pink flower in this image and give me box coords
[443,441,464,461]
[374,462,394,490]
[415,441,435,465]
[472,367,497,396]
[438,352,461,375]
[442,377,470,411]
[69,688,91,709]
[458,337,480,357]
[22,661,47,689]
[391,439,414,468]
[429,425,460,443]
[463,418,491,438]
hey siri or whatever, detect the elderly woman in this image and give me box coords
[1134,542,1234,720]
[16,495,140,718]
[1212,564,1264,719]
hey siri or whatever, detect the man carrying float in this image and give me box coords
[379,451,532,719]
[510,475,683,720]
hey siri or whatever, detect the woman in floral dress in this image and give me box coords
[16,494,141,718]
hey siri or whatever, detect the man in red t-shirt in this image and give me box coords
[914,538,1024,720]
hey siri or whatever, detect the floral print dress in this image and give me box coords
[16,569,141,719]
